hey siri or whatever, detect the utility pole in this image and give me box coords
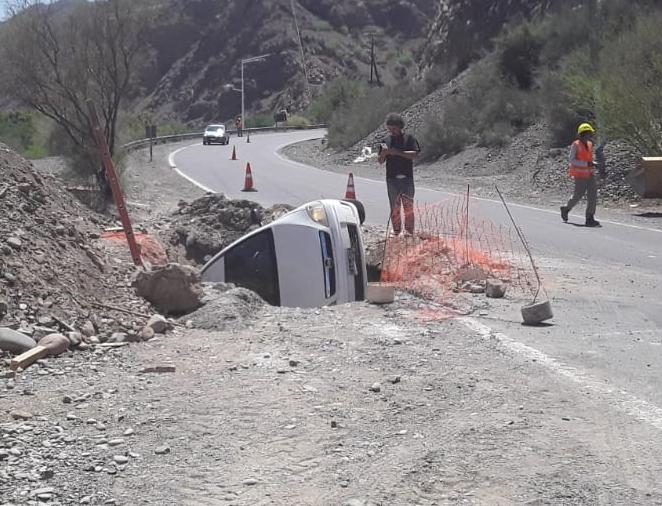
[369,33,381,87]
[240,54,270,138]
[587,0,599,69]
[290,0,310,102]
[370,33,374,85]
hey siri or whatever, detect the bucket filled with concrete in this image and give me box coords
[521,299,553,325]
[367,283,395,304]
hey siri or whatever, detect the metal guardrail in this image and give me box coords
[121,124,327,152]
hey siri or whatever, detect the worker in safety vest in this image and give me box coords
[560,123,601,227]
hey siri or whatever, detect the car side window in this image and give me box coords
[224,229,280,306]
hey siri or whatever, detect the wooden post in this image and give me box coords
[11,346,49,371]
[87,100,143,267]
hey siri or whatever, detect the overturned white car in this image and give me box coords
[201,199,367,308]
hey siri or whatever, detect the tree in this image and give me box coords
[0,0,147,196]
[596,10,662,154]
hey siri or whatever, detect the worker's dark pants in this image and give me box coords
[387,178,415,234]
[237,128,243,137]
[567,176,597,217]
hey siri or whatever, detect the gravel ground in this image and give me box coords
[4,295,662,505]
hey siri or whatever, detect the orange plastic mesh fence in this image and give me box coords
[380,192,539,310]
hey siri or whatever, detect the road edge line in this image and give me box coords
[168,144,216,194]
[459,316,662,431]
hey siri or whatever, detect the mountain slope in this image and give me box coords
[142,0,435,123]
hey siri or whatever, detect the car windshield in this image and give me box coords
[205,125,224,133]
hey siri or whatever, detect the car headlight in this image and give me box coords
[306,203,328,226]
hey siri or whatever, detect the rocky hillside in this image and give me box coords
[140,0,435,123]
[418,0,579,77]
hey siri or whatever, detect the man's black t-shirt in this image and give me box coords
[384,133,420,179]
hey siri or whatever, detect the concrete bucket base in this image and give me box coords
[521,300,553,325]
[367,283,395,304]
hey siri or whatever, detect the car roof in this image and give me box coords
[206,124,225,129]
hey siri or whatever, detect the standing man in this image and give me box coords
[561,122,602,227]
[235,115,243,137]
[378,113,420,236]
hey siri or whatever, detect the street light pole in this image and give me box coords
[239,53,270,136]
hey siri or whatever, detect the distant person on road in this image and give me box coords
[561,122,603,227]
[235,115,243,137]
[378,113,420,236]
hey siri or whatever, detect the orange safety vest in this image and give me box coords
[568,140,594,179]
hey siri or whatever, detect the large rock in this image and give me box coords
[133,264,204,315]
[486,279,507,298]
[39,333,69,356]
[146,314,168,334]
[81,321,96,338]
[108,332,129,344]
[140,326,155,341]
[0,327,37,354]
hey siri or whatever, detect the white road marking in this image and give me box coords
[167,143,197,169]
[168,143,216,194]
[173,168,215,194]
[459,316,662,431]
[595,329,661,337]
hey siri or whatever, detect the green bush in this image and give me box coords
[496,24,542,89]
[313,19,333,32]
[245,114,273,128]
[420,57,541,159]
[0,110,49,157]
[119,114,190,144]
[284,115,310,127]
[397,51,414,66]
[326,82,424,149]
[595,10,662,154]
[419,101,473,159]
[306,79,366,123]
[538,69,584,147]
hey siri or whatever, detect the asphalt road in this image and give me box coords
[172,130,662,427]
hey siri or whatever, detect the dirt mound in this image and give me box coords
[162,194,293,265]
[0,143,151,338]
[186,283,265,330]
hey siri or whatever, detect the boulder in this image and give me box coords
[39,333,69,356]
[486,279,507,298]
[66,331,82,347]
[126,332,142,343]
[0,327,36,354]
[107,332,129,344]
[133,263,204,315]
[147,314,167,334]
[81,321,96,338]
[139,326,155,341]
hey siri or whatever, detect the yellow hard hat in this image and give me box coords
[578,123,595,134]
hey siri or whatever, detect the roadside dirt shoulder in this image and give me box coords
[122,143,207,226]
[3,299,661,505]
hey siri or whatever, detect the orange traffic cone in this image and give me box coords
[345,172,356,200]
[230,145,237,160]
[241,162,257,192]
